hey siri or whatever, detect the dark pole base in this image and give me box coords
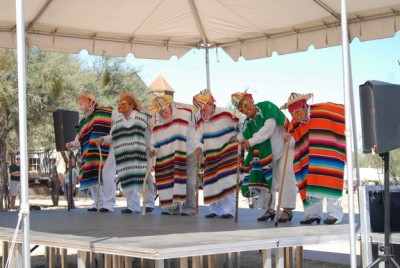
[367,152,400,268]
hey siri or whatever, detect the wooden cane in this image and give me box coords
[142,158,154,216]
[275,140,291,227]
[235,143,242,223]
[96,143,103,212]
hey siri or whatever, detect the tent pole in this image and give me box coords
[16,0,31,267]
[340,0,357,267]
[205,46,211,90]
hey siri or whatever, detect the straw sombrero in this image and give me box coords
[120,90,141,112]
[148,95,173,115]
[192,89,214,112]
[76,93,96,104]
[280,92,313,110]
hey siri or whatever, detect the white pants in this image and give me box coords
[89,184,104,209]
[144,171,155,208]
[101,149,116,211]
[304,197,343,222]
[209,192,236,216]
[125,187,142,212]
[271,138,298,209]
[182,152,196,214]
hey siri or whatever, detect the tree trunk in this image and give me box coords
[0,134,8,210]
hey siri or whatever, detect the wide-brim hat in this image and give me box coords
[192,89,214,112]
[148,95,173,115]
[76,93,96,104]
[120,90,141,112]
[231,92,253,108]
[280,92,313,110]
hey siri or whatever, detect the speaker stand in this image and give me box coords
[367,152,400,268]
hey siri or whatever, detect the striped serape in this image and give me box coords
[197,108,242,204]
[112,111,151,193]
[152,105,192,207]
[290,102,346,209]
[76,107,112,189]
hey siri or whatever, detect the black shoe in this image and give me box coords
[257,210,276,221]
[323,217,338,225]
[221,213,233,219]
[145,207,154,213]
[278,210,293,223]
[205,213,217,218]
[99,208,109,213]
[121,208,133,214]
[300,217,321,224]
[87,207,97,212]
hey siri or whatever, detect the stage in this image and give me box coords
[0,206,357,268]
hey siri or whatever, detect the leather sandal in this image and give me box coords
[278,210,293,223]
[257,210,276,221]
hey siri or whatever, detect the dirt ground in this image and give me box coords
[2,193,354,267]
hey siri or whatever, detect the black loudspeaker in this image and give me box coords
[359,80,400,154]
[368,190,400,233]
[53,109,79,152]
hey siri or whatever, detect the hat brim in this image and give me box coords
[280,93,313,110]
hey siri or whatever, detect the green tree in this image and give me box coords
[0,49,153,209]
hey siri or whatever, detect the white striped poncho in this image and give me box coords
[111,111,151,193]
[196,107,242,204]
[151,104,192,207]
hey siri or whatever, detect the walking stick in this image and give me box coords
[275,140,290,227]
[235,143,242,223]
[195,153,203,217]
[142,158,154,216]
[96,144,103,212]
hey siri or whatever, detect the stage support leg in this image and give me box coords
[60,248,67,268]
[180,257,188,268]
[275,248,284,268]
[77,250,89,268]
[104,254,112,268]
[199,255,205,268]
[192,256,200,268]
[8,243,22,268]
[154,259,164,268]
[88,252,95,268]
[124,256,132,268]
[227,252,240,268]
[285,247,294,267]
[113,255,122,268]
[262,249,272,268]
[295,246,303,268]
[45,246,56,267]
[2,241,9,268]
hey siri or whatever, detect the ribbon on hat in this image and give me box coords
[148,95,173,115]
[192,89,213,112]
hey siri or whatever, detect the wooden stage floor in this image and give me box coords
[0,206,357,265]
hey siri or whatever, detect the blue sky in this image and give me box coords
[122,32,400,137]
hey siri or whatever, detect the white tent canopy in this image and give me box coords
[1,0,399,60]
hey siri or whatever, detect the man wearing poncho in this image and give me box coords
[281,92,346,225]
[148,95,197,216]
[66,93,114,212]
[96,90,153,213]
[231,92,297,222]
[193,89,245,218]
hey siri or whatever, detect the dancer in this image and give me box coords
[148,95,197,216]
[281,92,346,224]
[231,92,297,222]
[193,89,245,219]
[66,93,112,212]
[95,90,152,213]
